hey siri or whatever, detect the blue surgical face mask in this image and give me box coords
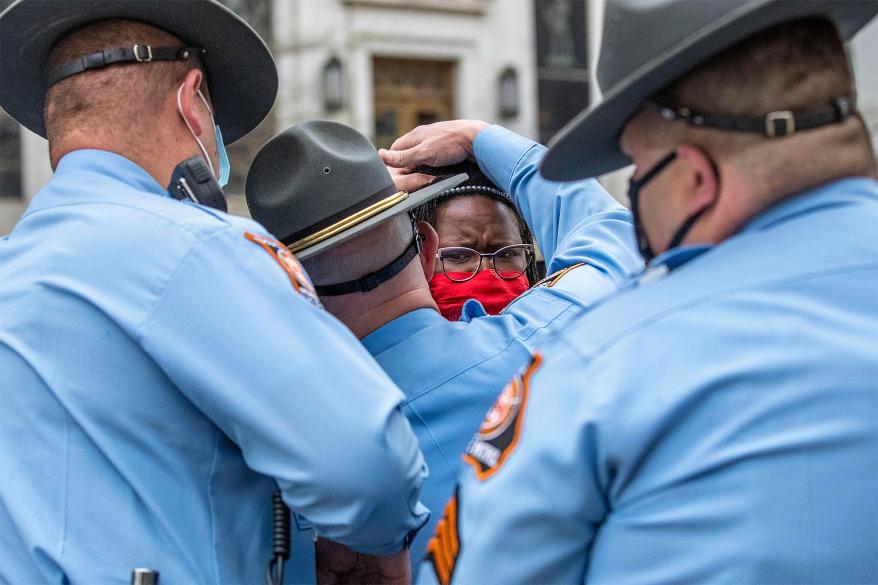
[177,83,231,188]
[214,123,230,187]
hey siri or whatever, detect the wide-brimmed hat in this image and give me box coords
[246,121,467,260]
[541,0,878,181]
[0,0,277,144]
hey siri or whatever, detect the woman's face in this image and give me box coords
[430,194,530,320]
[434,195,522,273]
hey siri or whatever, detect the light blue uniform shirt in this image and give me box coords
[0,150,428,584]
[419,177,878,584]
[362,125,642,569]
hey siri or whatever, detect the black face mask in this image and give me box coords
[626,149,719,263]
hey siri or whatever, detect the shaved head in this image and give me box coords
[302,214,413,286]
[45,19,203,146]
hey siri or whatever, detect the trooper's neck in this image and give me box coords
[323,286,438,339]
[682,118,877,249]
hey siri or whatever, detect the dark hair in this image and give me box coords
[412,161,540,285]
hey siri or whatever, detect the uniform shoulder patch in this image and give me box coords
[425,487,461,585]
[244,231,322,308]
[533,262,587,288]
[463,352,543,481]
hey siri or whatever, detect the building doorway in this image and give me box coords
[373,57,456,149]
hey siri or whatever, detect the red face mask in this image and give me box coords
[429,270,529,321]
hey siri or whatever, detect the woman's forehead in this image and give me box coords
[435,195,521,243]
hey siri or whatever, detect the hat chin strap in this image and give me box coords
[45,45,205,87]
[314,237,420,297]
[653,96,856,138]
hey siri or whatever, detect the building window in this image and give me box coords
[0,111,22,199]
[0,0,21,200]
[534,0,590,144]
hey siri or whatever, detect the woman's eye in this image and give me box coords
[445,253,472,263]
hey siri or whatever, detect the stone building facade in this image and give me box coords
[3,0,878,231]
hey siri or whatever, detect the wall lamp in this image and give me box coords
[498,66,520,119]
[323,55,345,112]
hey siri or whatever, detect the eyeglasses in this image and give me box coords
[436,244,534,282]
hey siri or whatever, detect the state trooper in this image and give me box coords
[419,1,878,583]
[0,2,428,582]
[245,119,642,573]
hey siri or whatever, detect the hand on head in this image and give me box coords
[386,164,433,193]
[380,119,489,189]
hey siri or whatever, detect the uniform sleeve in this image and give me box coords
[472,125,642,285]
[416,347,607,584]
[137,224,429,556]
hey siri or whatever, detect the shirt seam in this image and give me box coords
[58,410,70,566]
[474,126,540,193]
[507,143,542,194]
[551,213,622,268]
[207,431,221,585]
[135,227,238,332]
[404,404,455,472]
[561,261,878,362]
[20,200,230,238]
[403,301,578,405]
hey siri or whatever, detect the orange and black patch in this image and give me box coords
[533,262,587,288]
[463,352,543,481]
[244,231,322,308]
[425,487,461,585]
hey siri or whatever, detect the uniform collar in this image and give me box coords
[54,149,167,197]
[362,308,446,357]
[21,150,169,220]
[643,176,878,279]
[740,176,878,234]
[647,244,713,274]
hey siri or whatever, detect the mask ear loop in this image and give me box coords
[176,83,217,179]
[665,148,721,251]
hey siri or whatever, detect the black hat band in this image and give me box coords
[46,45,205,87]
[654,96,855,139]
[314,236,420,296]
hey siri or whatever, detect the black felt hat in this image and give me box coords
[0,0,277,144]
[541,0,878,181]
[246,121,467,260]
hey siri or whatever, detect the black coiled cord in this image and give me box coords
[266,488,291,585]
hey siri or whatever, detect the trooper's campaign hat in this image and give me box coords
[246,121,466,261]
[541,0,878,181]
[0,0,277,144]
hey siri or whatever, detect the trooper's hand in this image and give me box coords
[315,538,411,585]
[379,119,489,169]
[386,164,434,194]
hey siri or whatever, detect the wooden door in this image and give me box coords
[373,57,456,149]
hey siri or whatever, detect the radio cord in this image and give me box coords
[266,488,291,585]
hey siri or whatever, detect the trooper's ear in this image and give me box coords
[177,68,208,137]
[676,142,721,218]
[416,220,439,280]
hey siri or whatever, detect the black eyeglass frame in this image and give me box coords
[436,243,535,283]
